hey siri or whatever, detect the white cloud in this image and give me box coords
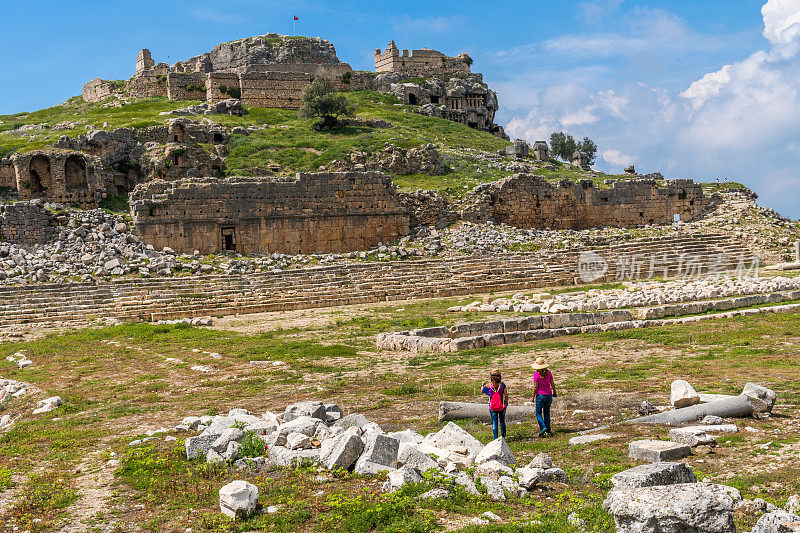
[681,64,732,109]
[543,9,735,58]
[602,149,636,166]
[762,0,800,44]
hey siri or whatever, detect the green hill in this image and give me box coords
[0,91,634,198]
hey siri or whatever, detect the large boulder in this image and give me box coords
[611,463,697,490]
[219,480,259,519]
[603,483,735,533]
[671,380,700,408]
[474,438,516,467]
[382,466,423,493]
[353,433,399,475]
[743,383,777,413]
[320,433,364,470]
[211,428,244,453]
[396,442,439,474]
[752,510,800,533]
[276,416,323,438]
[185,433,221,459]
[334,413,371,429]
[283,401,327,422]
[424,422,483,458]
[669,428,717,447]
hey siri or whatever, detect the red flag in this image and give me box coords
[293,15,299,20]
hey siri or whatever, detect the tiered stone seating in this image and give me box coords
[0,233,760,329]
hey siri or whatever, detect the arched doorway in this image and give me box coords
[408,93,418,105]
[170,123,186,143]
[29,155,51,194]
[65,155,87,189]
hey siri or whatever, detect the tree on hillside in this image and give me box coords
[298,78,357,131]
[550,132,597,163]
[549,132,577,161]
[577,137,597,165]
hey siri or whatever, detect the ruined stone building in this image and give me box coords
[462,175,709,229]
[374,41,472,76]
[130,173,409,254]
[83,35,371,109]
[0,119,227,208]
[82,35,506,136]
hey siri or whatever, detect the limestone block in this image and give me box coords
[219,480,259,519]
[628,440,691,462]
[603,483,735,533]
[611,462,697,490]
[320,433,364,470]
[353,433,399,475]
[283,401,327,422]
[670,379,700,408]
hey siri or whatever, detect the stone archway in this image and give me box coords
[65,155,87,189]
[170,123,186,143]
[408,93,418,105]
[29,155,51,194]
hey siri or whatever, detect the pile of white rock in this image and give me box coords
[5,351,32,369]
[0,378,28,404]
[448,276,800,315]
[183,401,566,501]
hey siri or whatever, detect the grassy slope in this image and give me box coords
[2,93,643,199]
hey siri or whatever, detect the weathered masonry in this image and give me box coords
[4,150,103,208]
[463,175,709,229]
[83,35,371,109]
[374,41,472,76]
[130,172,410,254]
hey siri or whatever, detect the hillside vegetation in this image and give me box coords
[0,92,629,198]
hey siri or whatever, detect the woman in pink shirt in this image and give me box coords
[531,357,557,437]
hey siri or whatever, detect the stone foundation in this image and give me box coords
[130,172,410,254]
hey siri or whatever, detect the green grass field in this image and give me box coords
[0,292,797,531]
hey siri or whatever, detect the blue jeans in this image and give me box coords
[490,408,506,439]
[535,394,553,434]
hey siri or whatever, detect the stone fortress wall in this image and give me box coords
[462,174,709,229]
[129,172,410,254]
[374,40,471,76]
[83,36,372,109]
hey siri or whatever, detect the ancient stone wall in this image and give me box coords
[0,159,15,189]
[239,72,308,108]
[0,202,63,246]
[374,41,471,76]
[126,71,168,99]
[463,175,709,229]
[130,172,410,254]
[166,72,206,101]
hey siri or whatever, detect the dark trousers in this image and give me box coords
[535,394,553,433]
[490,408,506,439]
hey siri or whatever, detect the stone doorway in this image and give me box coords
[170,123,186,143]
[29,155,51,194]
[65,155,87,189]
[221,226,236,252]
[408,93,418,105]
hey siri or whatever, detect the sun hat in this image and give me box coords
[531,357,550,370]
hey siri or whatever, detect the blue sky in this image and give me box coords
[3,0,800,219]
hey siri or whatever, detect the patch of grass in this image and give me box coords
[3,474,78,531]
